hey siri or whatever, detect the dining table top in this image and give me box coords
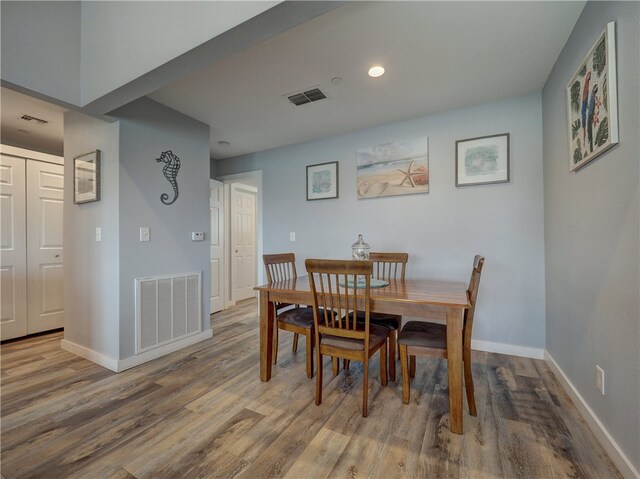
[255,275,470,309]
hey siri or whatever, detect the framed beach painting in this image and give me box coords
[356,137,428,199]
[567,21,618,171]
[74,150,101,204]
[306,161,338,200]
[456,133,509,187]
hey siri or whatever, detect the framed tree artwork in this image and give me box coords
[566,21,618,171]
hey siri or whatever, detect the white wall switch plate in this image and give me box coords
[290,232,296,242]
[192,232,204,241]
[95,227,102,242]
[140,227,150,242]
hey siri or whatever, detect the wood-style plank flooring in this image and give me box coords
[1,299,621,479]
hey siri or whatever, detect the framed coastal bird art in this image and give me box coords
[566,21,619,172]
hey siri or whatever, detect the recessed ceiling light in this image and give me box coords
[331,77,343,85]
[218,141,230,148]
[368,65,385,78]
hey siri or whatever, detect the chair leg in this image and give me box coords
[332,357,339,376]
[388,330,396,382]
[380,340,388,387]
[343,359,350,370]
[409,355,416,378]
[273,326,279,365]
[305,332,314,379]
[397,318,403,360]
[292,333,299,354]
[362,357,369,417]
[315,349,323,406]
[464,347,477,416]
[400,344,410,404]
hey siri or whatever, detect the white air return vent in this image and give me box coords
[286,87,327,106]
[135,271,201,354]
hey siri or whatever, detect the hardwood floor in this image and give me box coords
[1,299,621,479]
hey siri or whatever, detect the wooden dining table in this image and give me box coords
[254,275,470,434]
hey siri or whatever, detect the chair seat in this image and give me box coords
[397,321,446,349]
[277,307,315,329]
[355,311,401,330]
[321,324,389,351]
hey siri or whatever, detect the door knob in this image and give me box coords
[55,254,60,258]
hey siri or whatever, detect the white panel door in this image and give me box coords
[210,180,224,314]
[230,183,257,302]
[0,155,28,340]
[26,160,64,334]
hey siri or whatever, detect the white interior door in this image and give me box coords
[210,180,224,314]
[26,160,64,334]
[230,183,257,302]
[0,155,28,340]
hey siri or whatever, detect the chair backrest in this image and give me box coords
[463,255,485,350]
[369,252,408,281]
[305,259,373,347]
[263,253,297,283]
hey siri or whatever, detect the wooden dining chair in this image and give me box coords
[348,252,408,381]
[263,253,315,378]
[305,259,388,417]
[397,255,484,416]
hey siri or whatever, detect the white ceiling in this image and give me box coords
[1,2,585,160]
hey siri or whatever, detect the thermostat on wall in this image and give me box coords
[191,232,204,241]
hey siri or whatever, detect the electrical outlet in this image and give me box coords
[596,365,605,395]
[95,227,102,242]
[140,227,150,242]
[290,232,296,242]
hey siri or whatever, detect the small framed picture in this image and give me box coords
[74,150,101,204]
[306,161,339,201]
[456,133,510,187]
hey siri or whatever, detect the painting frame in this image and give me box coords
[306,161,339,201]
[566,21,618,172]
[456,133,510,187]
[74,150,101,204]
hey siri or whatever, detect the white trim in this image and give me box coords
[61,329,213,373]
[60,339,119,372]
[545,351,639,479]
[117,329,212,372]
[471,339,545,359]
[0,144,63,165]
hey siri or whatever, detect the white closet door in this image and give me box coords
[0,155,28,340]
[230,183,257,302]
[26,160,64,334]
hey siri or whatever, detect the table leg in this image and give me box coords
[260,291,275,382]
[447,306,463,434]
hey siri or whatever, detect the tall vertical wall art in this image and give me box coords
[156,150,181,205]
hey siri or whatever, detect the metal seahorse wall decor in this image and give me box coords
[155,150,181,205]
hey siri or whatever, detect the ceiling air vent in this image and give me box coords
[20,114,48,125]
[287,88,327,106]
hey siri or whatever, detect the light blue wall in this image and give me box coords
[542,1,639,471]
[64,111,120,359]
[112,98,211,360]
[1,1,81,106]
[217,93,546,351]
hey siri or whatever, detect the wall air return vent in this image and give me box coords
[287,88,327,106]
[20,114,49,125]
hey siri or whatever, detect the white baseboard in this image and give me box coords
[60,339,119,372]
[545,351,639,479]
[61,329,213,374]
[116,329,213,372]
[472,339,545,359]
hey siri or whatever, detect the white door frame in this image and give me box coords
[215,170,263,309]
[209,179,224,314]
